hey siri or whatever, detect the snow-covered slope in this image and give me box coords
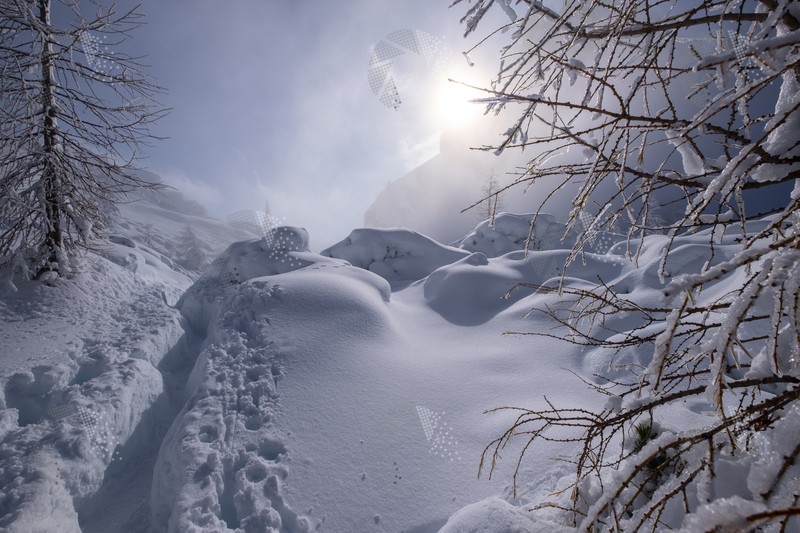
[0,195,783,531]
[0,189,259,532]
[0,247,190,532]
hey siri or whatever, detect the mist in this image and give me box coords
[101,0,517,249]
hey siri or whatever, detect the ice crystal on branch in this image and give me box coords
[454,0,800,528]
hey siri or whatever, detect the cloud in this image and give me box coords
[252,183,361,251]
[398,133,441,172]
[131,0,523,247]
[155,169,224,212]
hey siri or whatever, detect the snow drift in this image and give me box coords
[1,205,791,532]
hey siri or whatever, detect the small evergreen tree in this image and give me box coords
[175,225,206,272]
[141,223,155,247]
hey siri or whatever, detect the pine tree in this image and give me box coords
[141,223,155,247]
[175,225,206,272]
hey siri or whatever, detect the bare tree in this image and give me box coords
[0,0,166,281]
[479,172,504,226]
[454,0,800,529]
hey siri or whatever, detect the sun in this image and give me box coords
[434,77,482,127]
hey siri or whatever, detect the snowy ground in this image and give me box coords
[0,207,745,532]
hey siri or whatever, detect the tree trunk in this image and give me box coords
[38,0,61,271]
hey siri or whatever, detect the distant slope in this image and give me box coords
[364,137,495,245]
[116,171,258,275]
[363,129,594,246]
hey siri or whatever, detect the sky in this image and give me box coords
[43,0,793,251]
[97,0,513,249]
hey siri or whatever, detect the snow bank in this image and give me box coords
[321,227,470,283]
[439,497,569,533]
[459,213,574,257]
[0,252,188,532]
[150,228,392,532]
[0,188,252,532]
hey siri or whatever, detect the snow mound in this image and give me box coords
[459,212,624,258]
[321,227,470,283]
[204,227,313,284]
[424,249,628,326]
[439,497,569,533]
[151,239,393,532]
[459,213,572,257]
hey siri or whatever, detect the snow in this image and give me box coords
[321,227,469,285]
[439,497,566,533]
[459,213,568,257]
[497,0,518,23]
[423,250,573,326]
[0,256,188,532]
[665,129,707,177]
[1,188,796,531]
[678,496,766,532]
[752,67,800,183]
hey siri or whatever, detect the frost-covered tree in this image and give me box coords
[455,0,800,529]
[141,222,155,247]
[175,225,207,272]
[479,173,504,226]
[0,0,165,281]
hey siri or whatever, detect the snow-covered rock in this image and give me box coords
[439,497,570,533]
[459,213,571,257]
[321,227,470,283]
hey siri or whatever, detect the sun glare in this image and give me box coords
[435,78,481,127]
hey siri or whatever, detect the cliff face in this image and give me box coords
[364,145,489,244]
[364,128,520,244]
[364,126,704,244]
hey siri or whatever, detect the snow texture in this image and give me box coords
[321,227,469,284]
[2,191,797,531]
[438,497,567,533]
